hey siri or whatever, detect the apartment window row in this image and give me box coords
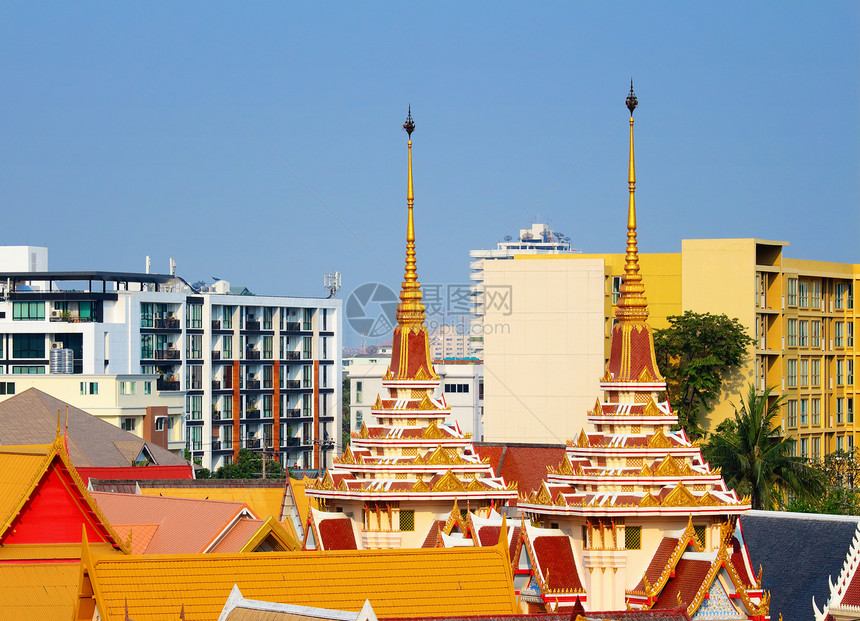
[12,302,45,321]
[788,278,854,311]
[444,383,471,393]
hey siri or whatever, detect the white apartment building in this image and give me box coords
[346,357,484,438]
[0,249,342,471]
[429,323,475,360]
[469,223,577,356]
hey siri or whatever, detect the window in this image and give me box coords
[303,365,313,388]
[263,365,273,389]
[186,365,203,390]
[399,510,415,532]
[303,308,313,331]
[811,321,821,348]
[222,306,233,329]
[786,400,797,427]
[140,303,155,327]
[121,418,136,432]
[837,398,844,424]
[625,526,641,550]
[263,307,274,330]
[263,422,274,448]
[800,399,808,425]
[190,426,203,451]
[849,322,855,348]
[444,383,470,393]
[800,438,808,458]
[144,381,152,395]
[186,395,203,420]
[811,399,821,426]
[849,360,855,386]
[12,366,44,374]
[302,336,313,359]
[849,398,855,424]
[302,394,312,416]
[119,381,136,395]
[0,382,15,395]
[141,334,154,359]
[838,360,845,385]
[356,381,363,404]
[223,396,233,419]
[263,395,273,418]
[12,302,45,321]
[810,281,821,309]
[799,359,809,386]
[186,334,203,359]
[80,381,98,395]
[786,359,797,387]
[186,303,203,329]
[811,359,821,387]
[799,321,808,347]
[320,308,328,331]
[836,283,848,309]
[787,278,798,306]
[836,322,845,347]
[838,436,844,452]
[787,319,797,347]
[12,334,44,359]
[262,336,273,359]
[798,281,809,307]
[611,276,623,304]
[694,525,707,547]
[320,336,328,359]
[155,417,165,432]
[812,437,821,461]
[223,335,233,359]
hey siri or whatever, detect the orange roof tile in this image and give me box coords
[76,540,519,621]
[111,523,159,555]
[91,491,253,554]
[141,486,284,520]
[210,518,264,553]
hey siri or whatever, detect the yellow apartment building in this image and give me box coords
[487,239,857,457]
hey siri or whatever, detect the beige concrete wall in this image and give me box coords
[482,258,606,444]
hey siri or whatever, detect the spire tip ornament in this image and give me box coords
[626,80,638,117]
[403,105,415,139]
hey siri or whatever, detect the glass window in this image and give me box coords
[787,319,797,347]
[144,381,152,395]
[787,278,798,306]
[186,395,203,420]
[12,366,45,374]
[811,399,821,426]
[263,307,274,330]
[13,334,44,359]
[121,418,136,432]
[837,398,844,424]
[836,283,848,309]
[799,359,809,386]
[837,360,844,385]
[798,281,809,307]
[786,400,797,427]
[155,418,165,431]
[625,526,641,550]
[222,306,233,329]
[302,336,312,359]
[810,281,821,309]
[835,322,844,347]
[186,303,203,329]
[800,399,808,425]
[186,334,203,359]
[303,308,313,331]
[223,335,233,359]
[141,334,154,359]
[186,365,203,390]
[812,437,821,461]
[848,322,855,348]
[303,365,313,388]
[356,381,363,404]
[800,438,808,458]
[799,321,808,347]
[786,359,797,387]
[262,336,273,359]
[120,381,136,395]
[12,302,45,321]
[849,360,855,386]
[612,276,623,304]
[811,359,821,387]
[140,303,154,328]
[810,321,821,348]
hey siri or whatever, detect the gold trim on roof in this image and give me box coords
[434,470,466,493]
[423,420,444,439]
[662,482,697,507]
[648,427,673,449]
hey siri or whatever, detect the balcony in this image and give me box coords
[285,321,301,331]
[284,351,300,361]
[154,318,181,330]
[244,438,261,449]
[285,408,304,418]
[212,410,221,420]
[287,438,301,447]
[213,440,233,451]
[50,313,94,323]
[245,409,261,420]
[155,349,180,360]
[245,379,261,390]
[285,379,301,389]
[245,350,261,360]
[212,380,221,390]
[156,379,180,391]
[211,351,221,360]
[245,320,261,331]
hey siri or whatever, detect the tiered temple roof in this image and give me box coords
[307,111,516,506]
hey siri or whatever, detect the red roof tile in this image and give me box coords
[843,562,860,607]
[421,520,444,548]
[532,536,583,591]
[499,446,566,494]
[635,537,680,592]
[318,517,357,550]
[652,559,711,609]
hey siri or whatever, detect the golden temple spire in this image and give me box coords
[396,106,426,327]
[615,81,649,322]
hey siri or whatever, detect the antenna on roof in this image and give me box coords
[323,271,341,298]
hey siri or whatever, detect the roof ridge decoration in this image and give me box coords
[814,520,860,620]
[434,470,466,493]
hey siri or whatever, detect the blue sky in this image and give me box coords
[0,2,857,341]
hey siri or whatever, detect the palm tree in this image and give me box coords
[704,383,824,510]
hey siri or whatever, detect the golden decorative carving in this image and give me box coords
[602,368,613,382]
[418,394,436,410]
[340,446,355,465]
[648,427,672,448]
[655,455,681,477]
[593,399,603,417]
[536,484,552,506]
[697,492,722,506]
[643,398,661,418]
[638,366,654,383]
[557,457,574,476]
[426,446,463,466]
[422,420,444,439]
[663,482,697,507]
[554,493,567,506]
[639,493,660,507]
[338,479,349,492]
[466,478,488,492]
[576,430,590,448]
[639,464,652,477]
[411,479,431,492]
[383,368,392,381]
[415,366,431,381]
[358,423,369,439]
[413,453,425,465]
[433,470,466,493]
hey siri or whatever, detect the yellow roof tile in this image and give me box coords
[142,486,285,520]
[77,543,518,621]
[0,562,80,621]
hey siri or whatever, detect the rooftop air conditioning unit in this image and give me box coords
[51,342,63,349]
[51,310,61,319]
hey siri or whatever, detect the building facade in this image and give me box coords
[0,262,342,471]
[469,222,578,357]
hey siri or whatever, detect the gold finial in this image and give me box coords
[615,80,648,322]
[396,106,426,327]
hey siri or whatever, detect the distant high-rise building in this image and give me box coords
[469,222,578,356]
[0,247,342,471]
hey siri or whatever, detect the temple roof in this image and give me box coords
[74,535,520,620]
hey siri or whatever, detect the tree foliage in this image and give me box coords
[197,448,285,479]
[702,384,824,510]
[342,376,351,449]
[786,449,860,515]
[653,311,754,439]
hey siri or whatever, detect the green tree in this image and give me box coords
[703,384,823,510]
[653,311,754,439]
[210,449,285,479]
[787,449,860,515]
[342,376,351,449]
